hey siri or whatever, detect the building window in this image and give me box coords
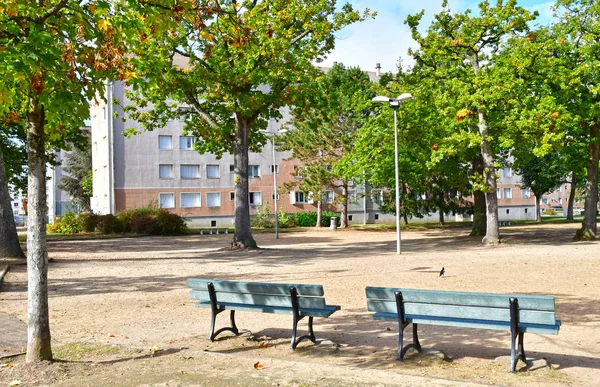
[181,192,201,208]
[291,191,312,204]
[348,215,353,221]
[159,164,174,179]
[503,167,512,177]
[249,192,262,206]
[206,165,220,179]
[181,164,200,179]
[158,135,172,150]
[503,188,512,199]
[521,187,531,199]
[496,188,501,199]
[543,198,549,204]
[248,165,260,178]
[13,202,18,208]
[180,136,195,150]
[211,220,217,227]
[230,192,235,201]
[295,191,306,203]
[506,209,510,214]
[159,193,175,208]
[229,164,235,173]
[270,165,279,174]
[374,214,379,220]
[525,208,528,214]
[206,192,221,207]
[323,190,334,204]
[271,193,280,200]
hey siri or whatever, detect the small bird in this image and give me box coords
[439,267,445,277]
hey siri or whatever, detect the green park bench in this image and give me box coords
[187,278,341,349]
[365,287,561,372]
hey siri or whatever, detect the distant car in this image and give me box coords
[573,208,584,216]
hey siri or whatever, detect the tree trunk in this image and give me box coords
[574,125,599,241]
[566,174,577,221]
[535,196,542,222]
[0,146,25,259]
[340,182,348,228]
[232,115,257,249]
[470,155,487,236]
[478,110,500,245]
[438,203,445,224]
[315,200,322,228]
[26,102,52,362]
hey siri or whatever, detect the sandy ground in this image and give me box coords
[1,223,599,386]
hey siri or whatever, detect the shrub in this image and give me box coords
[96,214,124,234]
[153,209,187,235]
[278,208,293,228]
[251,205,274,228]
[47,216,63,233]
[59,212,82,234]
[130,213,157,234]
[117,206,158,233]
[292,211,340,227]
[79,213,98,233]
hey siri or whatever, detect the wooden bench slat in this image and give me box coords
[366,287,555,311]
[367,299,557,326]
[373,312,561,335]
[188,278,324,296]
[194,301,340,318]
[190,289,327,309]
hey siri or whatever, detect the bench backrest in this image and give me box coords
[366,287,557,326]
[188,278,327,309]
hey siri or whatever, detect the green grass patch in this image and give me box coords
[54,343,121,361]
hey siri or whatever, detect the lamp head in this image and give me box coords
[397,93,415,102]
[372,96,391,103]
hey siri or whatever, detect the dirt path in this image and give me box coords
[1,224,599,386]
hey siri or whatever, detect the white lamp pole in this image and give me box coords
[372,93,415,255]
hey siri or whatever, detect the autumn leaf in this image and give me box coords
[253,361,264,370]
[550,112,559,120]
[455,108,473,122]
[98,19,110,32]
[259,342,268,349]
[149,345,161,355]
[0,363,13,368]
[108,333,115,338]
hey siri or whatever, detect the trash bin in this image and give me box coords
[330,217,337,230]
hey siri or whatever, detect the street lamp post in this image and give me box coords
[260,127,287,239]
[372,93,415,254]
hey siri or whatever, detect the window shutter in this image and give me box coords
[290,191,296,204]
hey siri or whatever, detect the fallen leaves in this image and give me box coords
[149,345,161,355]
[0,363,13,368]
[253,361,264,370]
[259,342,268,349]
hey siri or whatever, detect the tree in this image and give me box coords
[0,118,26,259]
[58,132,93,213]
[280,63,375,227]
[406,0,537,244]
[0,1,120,361]
[117,1,371,247]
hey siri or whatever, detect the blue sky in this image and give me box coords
[322,0,557,73]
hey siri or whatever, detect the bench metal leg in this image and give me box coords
[290,287,317,350]
[395,292,422,360]
[509,297,526,373]
[207,282,240,341]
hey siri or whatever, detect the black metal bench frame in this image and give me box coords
[394,291,526,373]
[206,282,317,349]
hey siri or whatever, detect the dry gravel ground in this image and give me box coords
[0,223,599,386]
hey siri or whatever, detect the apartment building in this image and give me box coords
[496,167,537,221]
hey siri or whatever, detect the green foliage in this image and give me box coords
[116,205,159,233]
[293,211,339,227]
[58,132,93,212]
[154,209,187,235]
[251,204,274,229]
[278,208,293,228]
[79,213,98,233]
[82,170,93,198]
[96,214,124,235]
[47,212,82,234]
[129,214,156,234]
